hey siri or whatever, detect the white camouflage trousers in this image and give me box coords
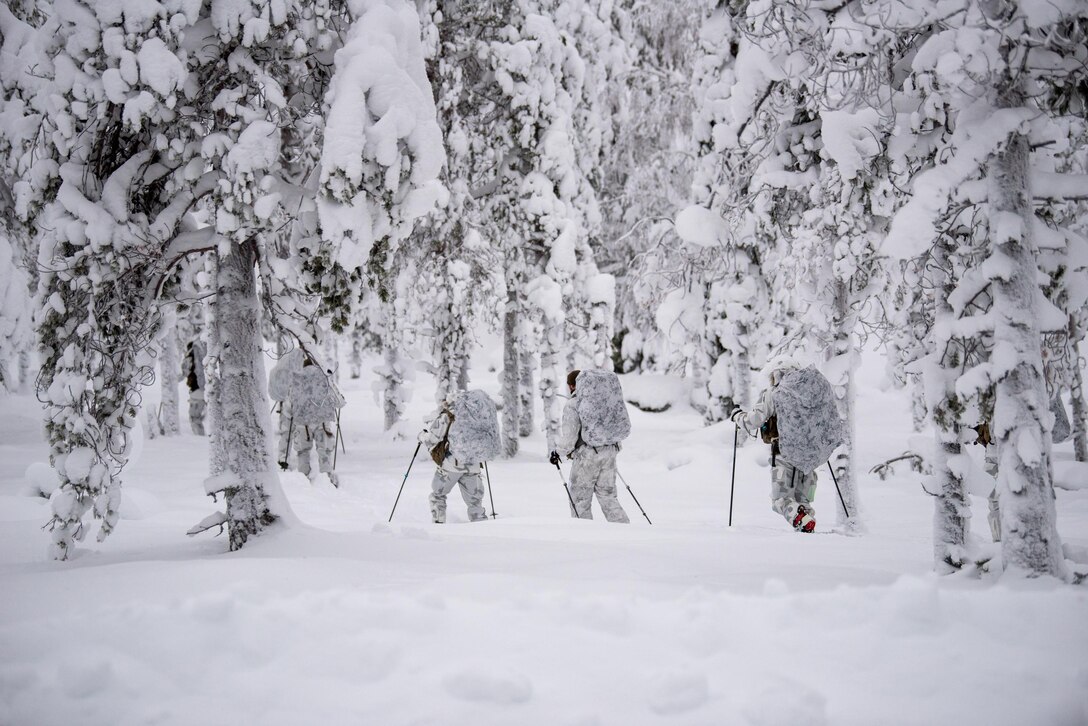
[293,422,335,476]
[569,445,629,523]
[771,461,817,523]
[429,468,487,523]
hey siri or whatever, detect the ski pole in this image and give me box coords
[483,461,497,519]
[388,442,422,523]
[554,461,580,518]
[280,414,295,470]
[728,424,739,526]
[330,422,340,470]
[616,469,651,524]
[826,461,851,519]
[335,409,346,454]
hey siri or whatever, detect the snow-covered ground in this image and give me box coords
[1,354,1086,726]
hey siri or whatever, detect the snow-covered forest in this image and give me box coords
[1,1,1087,723]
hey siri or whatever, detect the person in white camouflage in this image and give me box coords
[270,348,304,469]
[731,356,817,533]
[551,370,630,523]
[418,397,487,523]
[287,357,344,487]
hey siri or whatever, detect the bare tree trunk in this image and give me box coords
[215,239,280,550]
[518,345,534,438]
[501,289,519,457]
[931,237,968,572]
[159,320,181,436]
[989,78,1065,578]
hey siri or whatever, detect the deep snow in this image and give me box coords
[1,352,1086,725]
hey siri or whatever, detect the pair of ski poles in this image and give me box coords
[727,424,850,525]
[552,459,653,524]
[388,443,497,522]
[387,443,650,524]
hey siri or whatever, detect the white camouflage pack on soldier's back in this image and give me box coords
[449,389,501,463]
[772,365,844,475]
[576,370,631,447]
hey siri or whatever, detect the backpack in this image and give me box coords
[576,369,631,448]
[268,349,304,402]
[771,365,844,475]
[448,389,501,463]
[290,365,345,426]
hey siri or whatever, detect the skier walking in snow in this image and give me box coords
[731,357,844,533]
[550,370,630,523]
[269,348,305,470]
[419,389,500,523]
[288,356,345,487]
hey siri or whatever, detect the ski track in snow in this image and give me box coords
[1,352,1086,726]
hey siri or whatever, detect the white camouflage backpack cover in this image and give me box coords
[772,365,844,475]
[268,348,304,402]
[290,365,346,426]
[577,369,631,447]
[448,389,501,463]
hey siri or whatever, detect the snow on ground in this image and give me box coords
[1,354,1086,725]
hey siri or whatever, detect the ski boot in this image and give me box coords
[789,504,816,533]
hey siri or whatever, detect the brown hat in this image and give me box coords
[566,369,580,389]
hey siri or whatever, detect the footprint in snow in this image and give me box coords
[443,667,533,705]
[741,681,827,726]
[647,670,709,714]
[58,660,113,699]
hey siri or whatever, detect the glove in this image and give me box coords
[730,408,745,424]
[278,460,288,472]
[549,450,561,466]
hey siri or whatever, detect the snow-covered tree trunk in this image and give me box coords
[929,239,968,572]
[910,377,927,434]
[989,79,1065,578]
[350,331,363,380]
[1070,317,1088,462]
[213,239,280,550]
[17,350,32,394]
[831,282,861,531]
[158,321,180,437]
[381,342,405,432]
[204,261,227,477]
[588,273,615,371]
[501,290,519,457]
[539,322,563,452]
[733,319,751,411]
[518,346,534,438]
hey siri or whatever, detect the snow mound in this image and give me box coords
[647,669,709,715]
[442,666,533,704]
[619,373,685,413]
[23,462,59,498]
